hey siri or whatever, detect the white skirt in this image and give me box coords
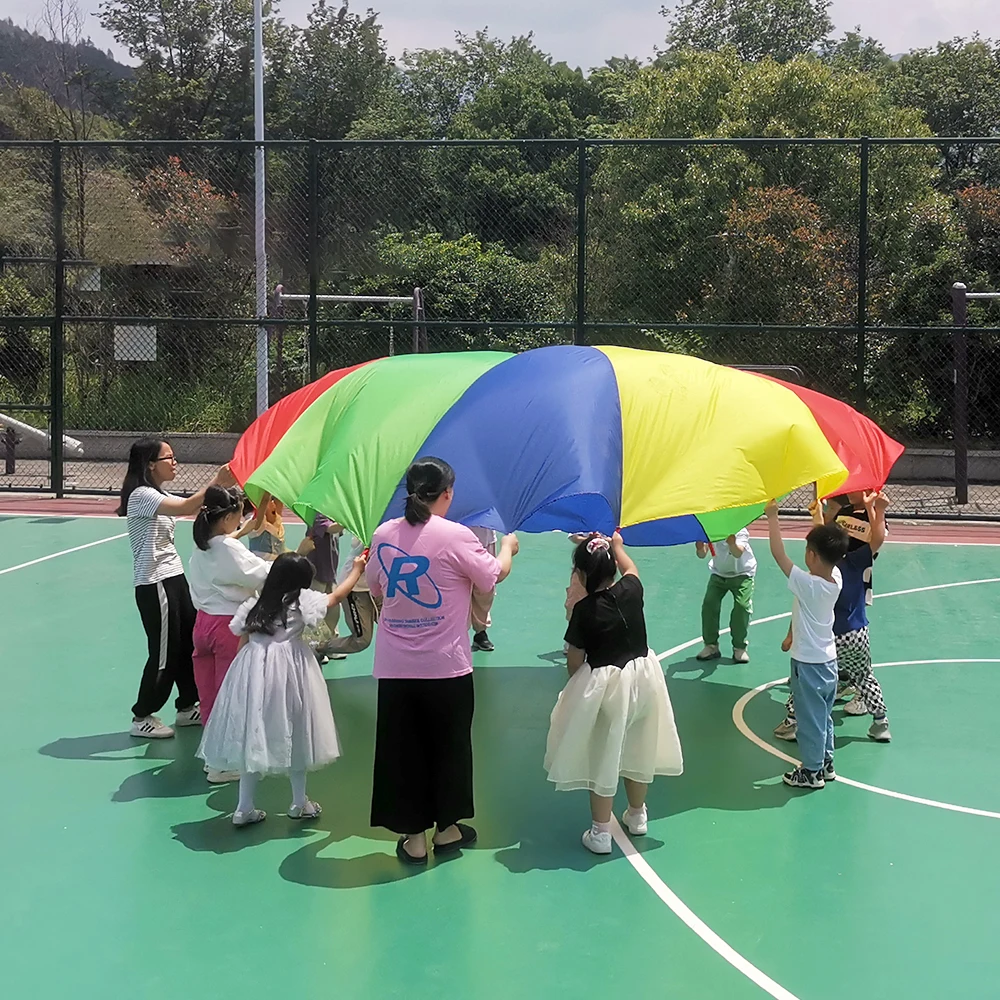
[544,650,683,797]
[197,636,341,775]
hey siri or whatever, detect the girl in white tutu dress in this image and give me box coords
[545,532,683,855]
[198,550,367,827]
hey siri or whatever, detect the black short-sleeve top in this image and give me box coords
[564,575,648,669]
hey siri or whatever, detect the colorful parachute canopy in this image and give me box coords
[231,346,904,547]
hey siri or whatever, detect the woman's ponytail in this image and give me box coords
[404,457,456,526]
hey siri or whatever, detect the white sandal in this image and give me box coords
[288,800,322,820]
[232,808,266,827]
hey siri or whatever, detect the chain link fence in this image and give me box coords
[1,138,999,516]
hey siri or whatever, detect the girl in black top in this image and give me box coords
[544,532,683,855]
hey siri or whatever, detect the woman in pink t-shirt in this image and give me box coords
[366,457,519,865]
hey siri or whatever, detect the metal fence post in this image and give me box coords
[412,287,427,353]
[855,136,870,413]
[307,139,319,382]
[575,138,587,347]
[52,140,65,497]
[951,281,969,505]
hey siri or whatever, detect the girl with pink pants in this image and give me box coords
[187,487,271,781]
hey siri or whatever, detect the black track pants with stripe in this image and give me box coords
[132,573,198,718]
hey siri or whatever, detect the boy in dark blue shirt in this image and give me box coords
[774,490,892,744]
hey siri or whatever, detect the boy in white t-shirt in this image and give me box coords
[695,528,757,663]
[765,500,849,790]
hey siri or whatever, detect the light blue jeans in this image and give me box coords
[789,657,837,772]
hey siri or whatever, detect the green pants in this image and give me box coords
[701,574,754,650]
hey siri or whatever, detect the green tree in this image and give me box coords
[330,230,564,365]
[662,0,833,62]
[269,1,391,140]
[586,51,939,418]
[98,0,287,140]
[819,29,893,74]
[889,38,1000,185]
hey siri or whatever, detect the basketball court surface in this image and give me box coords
[2,501,999,999]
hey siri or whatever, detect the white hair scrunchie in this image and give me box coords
[586,535,611,554]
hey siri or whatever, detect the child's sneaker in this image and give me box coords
[696,644,721,661]
[773,716,798,741]
[835,682,856,703]
[732,648,750,664]
[868,717,892,742]
[582,826,613,854]
[174,706,202,727]
[622,805,648,836]
[844,695,869,716]
[782,766,825,790]
[130,715,174,739]
[822,759,837,782]
[472,630,495,652]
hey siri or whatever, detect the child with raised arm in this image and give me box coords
[198,551,366,827]
[774,491,893,744]
[545,532,683,853]
[298,513,347,662]
[238,492,286,560]
[765,501,848,790]
[695,529,756,663]
[469,526,498,652]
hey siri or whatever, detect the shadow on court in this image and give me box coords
[40,657,801,888]
[40,727,214,801]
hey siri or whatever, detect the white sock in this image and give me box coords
[237,772,260,814]
[290,769,307,809]
[626,804,646,819]
[591,820,611,835]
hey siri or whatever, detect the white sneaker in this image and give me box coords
[622,806,648,836]
[732,648,750,664]
[582,827,613,854]
[206,769,240,784]
[130,715,174,739]
[174,706,202,727]
[844,695,869,716]
[696,644,721,661]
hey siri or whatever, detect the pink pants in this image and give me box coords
[192,611,241,723]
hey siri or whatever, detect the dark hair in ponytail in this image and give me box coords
[572,533,617,594]
[193,486,243,550]
[404,456,456,526]
[117,437,168,516]
[243,552,315,635]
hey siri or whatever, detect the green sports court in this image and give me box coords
[2,506,999,999]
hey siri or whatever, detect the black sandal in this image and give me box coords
[433,823,478,854]
[396,836,428,866]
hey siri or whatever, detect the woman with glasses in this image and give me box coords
[117,438,235,739]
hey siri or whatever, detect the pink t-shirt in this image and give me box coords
[367,516,502,680]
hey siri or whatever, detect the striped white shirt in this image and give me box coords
[127,486,184,587]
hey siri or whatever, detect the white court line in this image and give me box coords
[0,511,122,520]
[658,577,1000,662]
[633,575,1000,996]
[0,533,127,576]
[610,817,802,1000]
[732,661,1000,821]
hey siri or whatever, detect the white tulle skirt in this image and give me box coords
[197,635,340,775]
[544,650,683,798]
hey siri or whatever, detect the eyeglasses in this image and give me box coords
[154,455,178,464]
